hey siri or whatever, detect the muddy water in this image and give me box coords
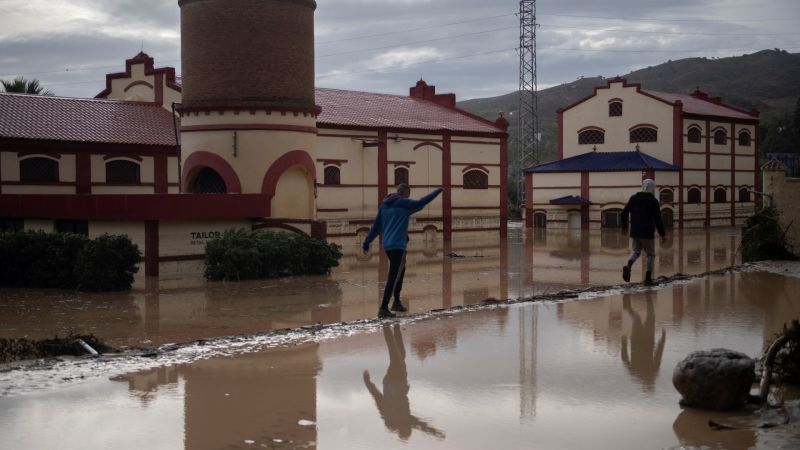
[0,227,741,349]
[1,269,798,449]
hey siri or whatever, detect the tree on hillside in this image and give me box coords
[1,77,53,95]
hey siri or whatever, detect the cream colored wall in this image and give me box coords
[159,220,250,257]
[764,170,800,253]
[272,166,314,219]
[1,152,16,181]
[562,81,674,162]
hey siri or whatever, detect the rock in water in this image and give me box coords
[673,348,755,411]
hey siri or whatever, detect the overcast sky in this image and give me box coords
[0,0,798,100]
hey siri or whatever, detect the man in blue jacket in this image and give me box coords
[363,184,444,318]
[621,178,666,285]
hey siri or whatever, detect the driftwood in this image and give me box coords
[759,320,800,404]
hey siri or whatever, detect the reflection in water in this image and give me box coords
[620,292,666,393]
[363,324,445,441]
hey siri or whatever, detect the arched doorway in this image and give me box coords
[533,212,547,228]
[661,208,674,228]
[189,167,227,193]
[272,165,314,219]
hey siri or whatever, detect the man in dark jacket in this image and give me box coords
[621,179,666,285]
[363,184,444,318]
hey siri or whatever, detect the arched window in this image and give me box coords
[20,157,59,182]
[189,167,227,194]
[714,187,727,203]
[687,127,702,143]
[105,160,140,183]
[608,101,622,117]
[713,129,727,145]
[394,167,409,186]
[659,188,674,204]
[630,126,657,143]
[578,128,605,145]
[463,169,488,189]
[687,187,701,204]
[323,165,340,185]
[738,131,751,147]
[738,187,751,202]
[601,208,623,228]
[533,212,547,228]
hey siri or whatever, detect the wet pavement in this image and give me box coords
[2,227,799,449]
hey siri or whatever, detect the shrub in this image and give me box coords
[739,206,798,262]
[205,229,342,281]
[0,231,140,291]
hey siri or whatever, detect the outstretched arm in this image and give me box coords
[399,188,444,214]
[363,210,382,252]
[410,414,446,439]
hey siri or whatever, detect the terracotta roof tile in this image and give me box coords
[315,88,503,134]
[0,93,178,146]
[641,90,757,120]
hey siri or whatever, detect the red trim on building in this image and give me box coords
[17,151,62,159]
[442,134,452,241]
[317,208,348,212]
[451,206,500,210]
[412,141,444,152]
[674,101,685,229]
[451,139,502,145]
[177,103,321,117]
[754,126,761,206]
[260,150,317,215]
[460,164,490,174]
[500,134,508,238]
[103,154,144,162]
[525,172,533,227]
[682,112,758,125]
[154,154,168,194]
[316,158,348,166]
[580,172,590,230]
[388,160,416,167]
[95,52,181,102]
[628,123,659,132]
[705,120,711,227]
[145,220,159,277]
[182,151,242,194]
[318,123,505,139]
[557,111,564,160]
[123,80,154,92]
[2,138,177,156]
[577,125,606,133]
[76,153,91,194]
[730,123,736,225]
[181,124,318,135]
[378,130,388,204]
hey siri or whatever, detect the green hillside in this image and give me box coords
[458,49,800,169]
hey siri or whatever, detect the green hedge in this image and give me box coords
[0,231,141,291]
[204,229,342,281]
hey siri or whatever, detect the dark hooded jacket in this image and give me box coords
[363,188,443,251]
[621,192,666,239]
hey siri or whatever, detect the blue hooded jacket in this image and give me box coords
[363,188,443,252]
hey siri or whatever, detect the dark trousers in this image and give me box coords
[381,249,406,309]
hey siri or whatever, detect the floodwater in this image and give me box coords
[1,227,742,349]
[2,227,799,449]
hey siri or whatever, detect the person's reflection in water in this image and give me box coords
[621,291,666,393]
[363,324,445,441]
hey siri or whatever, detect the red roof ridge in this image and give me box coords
[0,92,163,107]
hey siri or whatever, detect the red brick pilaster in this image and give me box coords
[442,133,452,241]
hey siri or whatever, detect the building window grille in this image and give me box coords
[713,129,727,145]
[463,170,488,189]
[609,102,623,117]
[687,187,701,204]
[394,167,409,186]
[687,127,702,143]
[714,187,727,203]
[20,157,59,182]
[601,209,623,228]
[630,127,657,143]
[659,188,674,204]
[323,166,340,185]
[56,219,88,236]
[106,160,140,184]
[738,131,751,147]
[738,187,751,202]
[578,129,605,145]
[189,167,227,194]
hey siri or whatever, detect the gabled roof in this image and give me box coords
[0,93,178,147]
[315,88,505,135]
[523,151,678,173]
[641,89,757,120]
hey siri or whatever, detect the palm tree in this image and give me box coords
[1,77,54,95]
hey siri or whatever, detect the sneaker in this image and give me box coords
[378,308,396,319]
[390,301,407,312]
[622,265,631,282]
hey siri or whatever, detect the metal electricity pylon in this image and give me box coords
[518,0,539,203]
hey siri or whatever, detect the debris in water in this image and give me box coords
[244,439,255,444]
[297,419,315,426]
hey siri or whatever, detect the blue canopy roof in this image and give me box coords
[549,195,590,205]
[523,151,678,173]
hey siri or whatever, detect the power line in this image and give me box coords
[538,11,800,23]
[542,24,800,37]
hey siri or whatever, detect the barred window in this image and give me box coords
[394,167,409,186]
[189,167,227,194]
[56,219,88,236]
[738,131,751,147]
[714,187,727,203]
[463,169,488,189]
[106,160,140,183]
[659,188,674,204]
[738,187,751,202]
[687,127,702,143]
[630,127,657,143]
[687,187,701,204]
[20,157,59,182]
[578,129,605,145]
[609,102,622,117]
[324,166,340,185]
[713,129,727,145]
[601,209,623,228]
